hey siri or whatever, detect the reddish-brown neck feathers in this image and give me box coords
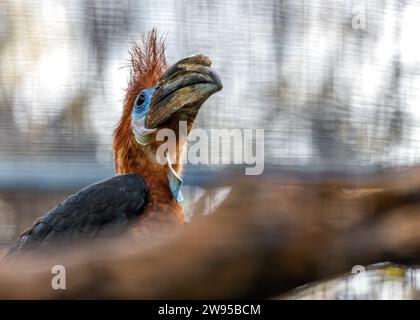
[113,30,167,174]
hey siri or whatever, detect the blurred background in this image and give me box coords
[2,0,420,298]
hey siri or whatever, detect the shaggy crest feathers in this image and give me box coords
[127,29,168,102]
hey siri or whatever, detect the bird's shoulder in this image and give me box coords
[6,174,149,255]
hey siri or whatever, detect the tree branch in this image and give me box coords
[1,167,420,298]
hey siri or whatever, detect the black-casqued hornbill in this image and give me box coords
[3,31,222,257]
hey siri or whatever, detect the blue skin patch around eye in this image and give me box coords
[132,86,158,120]
[131,86,158,145]
[131,86,184,203]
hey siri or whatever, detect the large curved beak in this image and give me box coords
[145,54,223,129]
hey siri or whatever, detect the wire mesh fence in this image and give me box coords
[1,0,420,298]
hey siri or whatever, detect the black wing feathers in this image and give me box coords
[5,174,147,255]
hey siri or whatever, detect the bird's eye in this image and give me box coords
[136,92,146,107]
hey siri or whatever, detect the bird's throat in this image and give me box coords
[116,147,185,228]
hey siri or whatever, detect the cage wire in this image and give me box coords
[1,0,420,298]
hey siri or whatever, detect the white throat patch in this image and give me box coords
[132,116,157,145]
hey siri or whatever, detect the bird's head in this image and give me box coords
[114,30,222,181]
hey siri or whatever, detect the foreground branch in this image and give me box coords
[1,167,420,298]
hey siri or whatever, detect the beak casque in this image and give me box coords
[145,53,223,129]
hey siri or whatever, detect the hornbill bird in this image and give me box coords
[3,30,222,257]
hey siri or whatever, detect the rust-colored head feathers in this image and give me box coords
[114,30,168,174]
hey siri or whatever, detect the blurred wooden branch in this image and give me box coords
[2,167,420,298]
